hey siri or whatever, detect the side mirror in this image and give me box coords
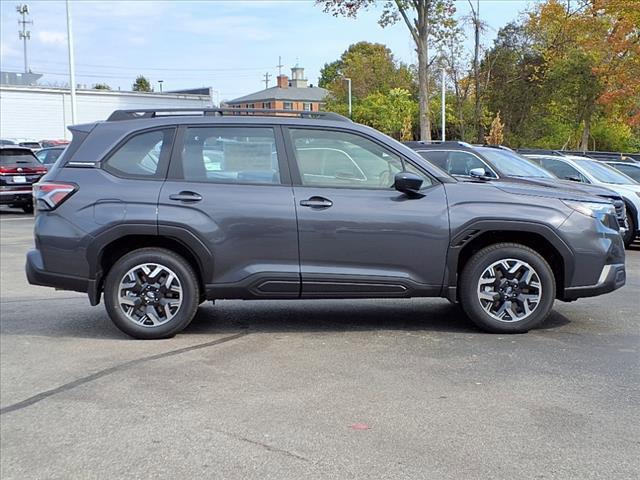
[469,168,488,179]
[394,172,424,196]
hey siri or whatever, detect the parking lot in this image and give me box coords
[0,208,638,479]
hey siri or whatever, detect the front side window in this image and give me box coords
[540,159,589,183]
[289,128,432,189]
[103,129,172,178]
[178,127,280,185]
[418,150,496,178]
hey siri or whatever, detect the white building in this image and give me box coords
[0,85,213,140]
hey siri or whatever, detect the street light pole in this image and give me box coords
[441,66,446,142]
[344,77,352,118]
[65,0,77,124]
[158,80,163,93]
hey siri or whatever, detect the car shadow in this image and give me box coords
[0,298,572,341]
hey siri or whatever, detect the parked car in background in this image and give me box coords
[405,141,629,236]
[0,146,48,213]
[606,161,640,183]
[4,138,43,150]
[525,154,640,247]
[36,146,66,169]
[26,108,626,339]
[40,139,70,148]
[0,139,17,146]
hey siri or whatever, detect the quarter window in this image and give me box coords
[104,129,173,178]
[178,127,281,185]
[289,129,432,189]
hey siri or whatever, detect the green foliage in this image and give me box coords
[93,83,111,90]
[352,89,418,140]
[319,41,414,101]
[132,75,152,92]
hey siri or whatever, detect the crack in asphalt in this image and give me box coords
[221,431,310,462]
[0,331,249,416]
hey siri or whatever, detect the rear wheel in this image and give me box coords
[459,243,556,333]
[104,248,200,339]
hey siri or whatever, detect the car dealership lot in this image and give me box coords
[1,209,638,479]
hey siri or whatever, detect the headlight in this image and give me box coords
[562,200,616,219]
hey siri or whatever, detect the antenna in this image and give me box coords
[263,72,271,89]
[16,4,33,73]
[276,56,284,76]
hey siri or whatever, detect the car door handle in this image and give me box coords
[169,191,202,203]
[299,196,333,208]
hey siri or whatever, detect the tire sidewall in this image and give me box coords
[622,214,635,248]
[460,244,556,333]
[104,249,199,339]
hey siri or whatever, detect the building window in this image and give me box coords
[248,103,255,109]
[283,101,293,110]
[262,102,271,109]
[303,102,312,111]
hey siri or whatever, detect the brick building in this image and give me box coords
[226,67,328,112]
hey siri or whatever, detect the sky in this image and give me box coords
[0,0,537,101]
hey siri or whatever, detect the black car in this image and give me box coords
[0,146,48,213]
[405,141,629,234]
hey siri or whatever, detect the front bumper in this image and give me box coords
[26,249,100,305]
[562,263,626,300]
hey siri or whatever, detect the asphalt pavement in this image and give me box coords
[1,207,638,480]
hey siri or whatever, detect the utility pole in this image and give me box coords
[66,0,77,124]
[158,80,163,93]
[263,72,271,89]
[16,4,32,73]
[441,66,446,142]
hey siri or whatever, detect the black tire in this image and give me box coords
[22,203,34,214]
[459,243,556,333]
[622,213,635,248]
[104,248,200,339]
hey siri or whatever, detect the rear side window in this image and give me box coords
[0,149,39,166]
[103,129,174,178]
[177,127,281,185]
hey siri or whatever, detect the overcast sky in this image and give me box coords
[0,0,535,101]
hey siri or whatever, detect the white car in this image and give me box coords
[526,154,640,247]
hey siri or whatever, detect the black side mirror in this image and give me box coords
[394,172,424,196]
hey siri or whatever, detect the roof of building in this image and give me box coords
[227,85,329,104]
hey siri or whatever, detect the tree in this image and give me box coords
[93,83,111,90]
[353,88,418,140]
[132,75,152,92]
[484,111,504,145]
[319,42,414,101]
[317,0,457,141]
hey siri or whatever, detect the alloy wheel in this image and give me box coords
[118,263,183,327]
[476,258,542,322]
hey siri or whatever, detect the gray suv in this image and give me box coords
[26,109,626,339]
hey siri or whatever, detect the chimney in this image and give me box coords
[277,74,288,89]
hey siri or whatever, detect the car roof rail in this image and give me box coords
[404,140,473,148]
[106,108,351,122]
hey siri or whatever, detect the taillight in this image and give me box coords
[34,182,77,211]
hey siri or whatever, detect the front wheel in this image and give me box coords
[104,248,200,339]
[622,213,636,248]
[459,243,556,333]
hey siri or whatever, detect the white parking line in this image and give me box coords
[0,217,34,222]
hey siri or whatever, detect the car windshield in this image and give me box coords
[0,149,39,165]
[475,147,556,178]
[578,159,637,184]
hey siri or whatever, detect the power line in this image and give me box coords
[10,59,273,73]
